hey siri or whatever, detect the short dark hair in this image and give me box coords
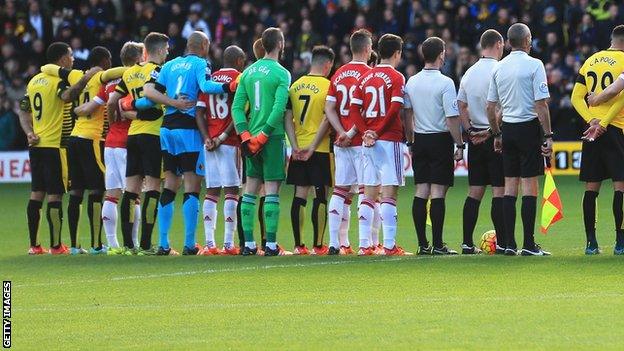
[378,34,403,59]
[311,45,335,65]
[88,46,111,67]
[507,23,530,48]
[261,27,283,54]
[223,45,246,67]
[480,29,503,49]
[120,41,143,66]
[143,32,169,55]
[612,25,624,40]
[421,37,445,63]
[350,29,372,55]
[46,42,70,63]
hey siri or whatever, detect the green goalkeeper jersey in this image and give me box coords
[232,58,291,136]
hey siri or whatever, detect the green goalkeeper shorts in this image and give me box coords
[245,135,286,181]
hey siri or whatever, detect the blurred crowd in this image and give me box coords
[1,0,622,149]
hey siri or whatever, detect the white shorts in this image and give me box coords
[334,145,363,187]
[104,147,127,190]
[204,144,241,188]
[361,140,405,186]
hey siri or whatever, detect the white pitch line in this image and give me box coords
[13,256,415,288]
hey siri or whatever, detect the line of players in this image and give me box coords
[19,24,564,256]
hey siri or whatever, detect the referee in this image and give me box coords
[486,23,553,256]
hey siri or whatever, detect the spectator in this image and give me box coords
[182,4,211,40]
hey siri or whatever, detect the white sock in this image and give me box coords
[102,197,119,248]
[339,202,351,247]
[245,241,256,249]
[328,189,347,248]
[266,241,277,250]
[223,195,238,248]
[380,198,397,249]
[203,195,218,247]
[132,203,141,248]
[371,201,381,246]
[358,198,374,248]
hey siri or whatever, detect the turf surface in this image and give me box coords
[2,176,623,350]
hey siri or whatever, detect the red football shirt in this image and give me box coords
[326,61,370,146]
[96,79,131,148]
[350,64,405,142]
[196,68,240,147]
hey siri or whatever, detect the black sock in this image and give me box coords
[88,193,103,249]
[614,191,624,246]
[430,198,445,248]
[27,199,43,247]
[46,201,63,248]
[236,198,245,248]
[521,196,537,249]
[583,191,598,247]
[312,186,327,248]
[141,190,161,250]
[503,195,517,249]
[258,196,266,247]
[120,191,138,248]
[462,197,480,247]
[68,194,82,247]
[291,196,307,247]
[412,197,428,247]
[491,197,505,248]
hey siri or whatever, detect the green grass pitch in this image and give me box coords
[2,176,624,350]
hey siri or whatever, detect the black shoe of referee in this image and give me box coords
[433,245,458,255]
[504,247,518,256]
[495,245,506,255]
[521,243,551,256]
[417,246,432,255]
[461,244,481,255]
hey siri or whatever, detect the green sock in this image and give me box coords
[241,194,257,243]
[264,194,280,243]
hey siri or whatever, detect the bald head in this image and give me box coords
[508,23,531,49]
[187,31,209,56]
[223,45,246,71]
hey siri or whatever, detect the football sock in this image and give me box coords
[241,193,257,244]
[358,198,374,248]
[258,196,267,247]
[142,190,160,250]
[491,197,505,248]
[120,191,138,248]
[430,198,445,248]
[68,194,82,247]
[102,196,119,248]
[312,186,327,248]
[236,198,245,247]
[521,196,537,249]
[462,196,480,247]
[412,196,428,247]
[223,194,238,248]
[328,189,347,248]
[183,192,199,248]
[503,195,517,249]
[264,194,280,244]
[46,201,63,248]
[339,200,351,247]
[27,199,42,247]
[88,193,103,249]
[290,196,307,247]
[614,191,624,247]
[371,201,381,246]
[582,191,598,247]
[380,198,397,249]
[132,202,141,247]
[157,189,175,249]
[203,195,218,247]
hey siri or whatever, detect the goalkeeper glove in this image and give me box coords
[239,130,253,157]
[247,132,269,155]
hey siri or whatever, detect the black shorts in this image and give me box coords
[579,125,624,182]
[29,147,67,195]
[286,152,332,186]
[162,151,200,175]
[501,119,544,178]
[67,136,105,191]
[468,134,504,187]
[126,134,162,178]
[411,132,454,186]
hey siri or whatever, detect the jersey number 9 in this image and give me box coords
[33,93,43,120]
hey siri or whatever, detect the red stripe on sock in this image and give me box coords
[361,199,375,209]
[225,194,239,201]
[205,195,219,203]
[105,196,118,203]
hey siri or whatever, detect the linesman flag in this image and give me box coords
[540,164,563,234]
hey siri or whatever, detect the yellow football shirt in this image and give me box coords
[288,75,330,152]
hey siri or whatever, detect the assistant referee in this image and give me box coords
[486,23,553,256]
